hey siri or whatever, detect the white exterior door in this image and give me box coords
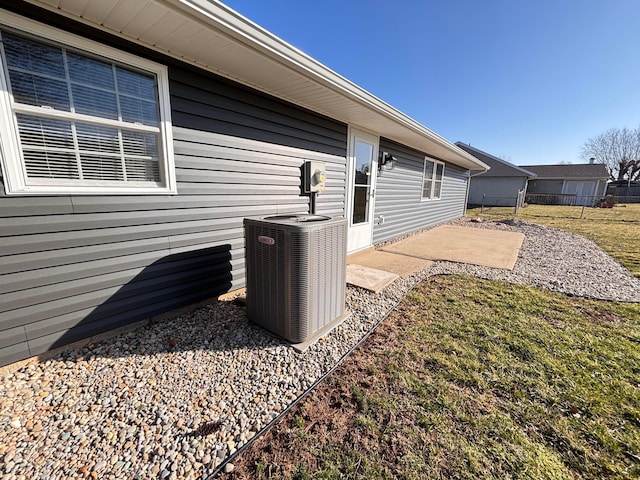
[346,128,379,252]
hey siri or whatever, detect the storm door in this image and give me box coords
[346,128,379,252]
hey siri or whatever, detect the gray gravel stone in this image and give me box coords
[1,217,637,480]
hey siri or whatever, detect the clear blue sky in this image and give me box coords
[222,0,640,166]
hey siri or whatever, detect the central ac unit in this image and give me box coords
[244,214,348,344]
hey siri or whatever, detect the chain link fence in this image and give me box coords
[525,193,640,207]
[472,193,640,219]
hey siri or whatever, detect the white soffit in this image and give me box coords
[25,0,488,171]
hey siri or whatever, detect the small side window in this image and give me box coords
[421,157,444,200]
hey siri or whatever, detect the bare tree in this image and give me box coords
[580,127,640,182]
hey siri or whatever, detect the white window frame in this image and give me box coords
[421,157,444,201]
[0,11,176,195]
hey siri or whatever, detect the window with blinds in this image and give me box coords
[0,15,175,195]
[421,157,444,200]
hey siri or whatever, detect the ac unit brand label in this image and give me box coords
[258,235,275,245]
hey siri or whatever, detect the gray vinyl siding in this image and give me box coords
[0,10,347,366]
[468,177,528,206]
[526,179,564,195]
[169,68,347,157]
[373,139,469,244]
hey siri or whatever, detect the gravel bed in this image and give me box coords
[1,218,638,480]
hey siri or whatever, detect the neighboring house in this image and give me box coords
[522,164,609,206]
[455,143,536,207]
[0,0,488,367]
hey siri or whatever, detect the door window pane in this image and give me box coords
[352,185,369,224]
[354,140,373,185]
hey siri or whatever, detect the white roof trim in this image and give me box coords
[24,0,488,171]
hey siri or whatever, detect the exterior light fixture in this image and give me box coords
[378,151,397,172]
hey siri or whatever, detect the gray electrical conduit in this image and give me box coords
[208,283,416,478]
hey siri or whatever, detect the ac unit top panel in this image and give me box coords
[244,214,346,233]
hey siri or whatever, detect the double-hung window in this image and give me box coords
[421,157,444,200]
[0,14,175,195]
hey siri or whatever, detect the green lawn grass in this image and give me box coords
[232,276,640,479]
[466,203,640,278]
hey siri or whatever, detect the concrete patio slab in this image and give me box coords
[347,248,433,277]
[346,263,399,293]
[381,225,524,270]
